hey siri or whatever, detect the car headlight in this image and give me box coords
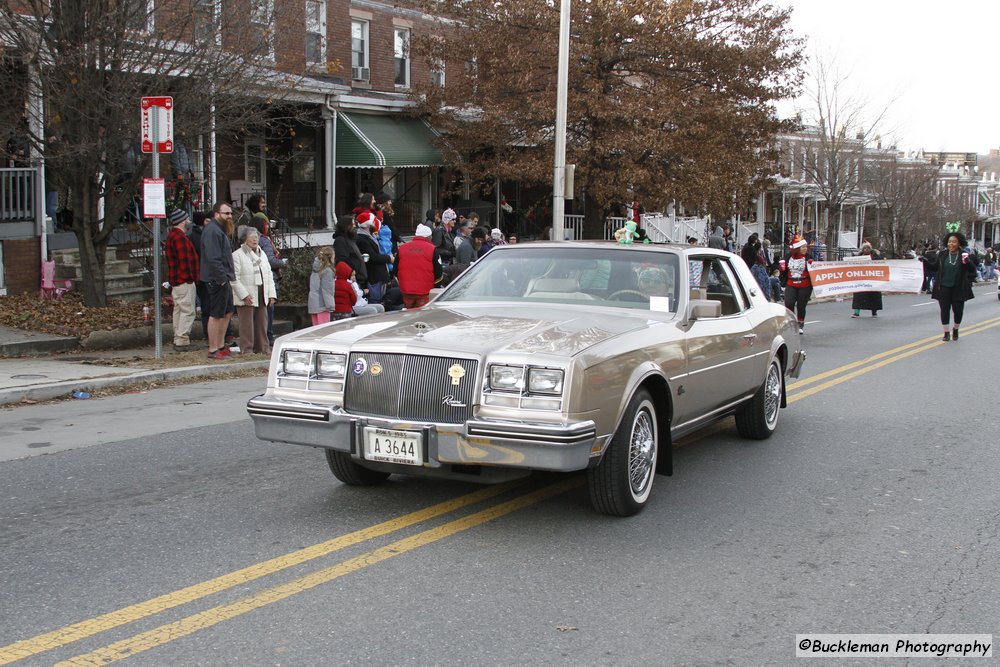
[316,352,347,379]
[527,368,564,394]
[281,350,312,376]
[489,364,524,391]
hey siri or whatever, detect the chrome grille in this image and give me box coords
[345,353,478,424]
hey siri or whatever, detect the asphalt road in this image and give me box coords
[1,285,997,666]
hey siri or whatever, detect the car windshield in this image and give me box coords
[437,245,681,312]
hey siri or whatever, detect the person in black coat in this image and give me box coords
[926,231,977,341]
[333,215,368,292]
[851,243,883,317]
[354,213,393,303]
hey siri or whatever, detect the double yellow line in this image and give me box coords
[4,316,999,664]
[0,478,581,666]
[787,314,1000,402]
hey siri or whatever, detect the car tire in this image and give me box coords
[587,388,658,517]
[735,358,782,440]
[325,449,391,486]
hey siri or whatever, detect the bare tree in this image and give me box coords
[795,53,895,255]
[0,0,312,306]
[866,152,939,257]
[409,0,804,236]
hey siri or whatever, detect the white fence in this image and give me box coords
[552,213,712,243]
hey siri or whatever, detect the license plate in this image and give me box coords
[362,427,423,466]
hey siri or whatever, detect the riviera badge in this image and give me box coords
[447,363,466,386]
[352,358,368,377]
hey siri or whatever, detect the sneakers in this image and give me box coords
[952,328,959,341]
[798,326,804,335]
[942,332,951,342]
[173,343,191,353]
[208,347,231,360]
[851,313,859,318]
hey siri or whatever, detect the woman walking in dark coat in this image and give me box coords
[927,231,977,341]
[851,242,883,318]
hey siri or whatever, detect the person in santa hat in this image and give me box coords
[778,235,814,334]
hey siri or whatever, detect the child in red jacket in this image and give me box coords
[333,261,357,320]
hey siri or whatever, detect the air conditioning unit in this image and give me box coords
[351,66,370,81]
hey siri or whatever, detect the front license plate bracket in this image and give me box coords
[362,426,425,466]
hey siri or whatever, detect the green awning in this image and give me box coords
[335,112,443,168]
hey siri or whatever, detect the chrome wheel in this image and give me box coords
[628,401,657,501]
[587,389,659,516]
[763,361,782,429]
[735,358,782,440]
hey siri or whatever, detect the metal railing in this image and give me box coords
[0,167,37,222]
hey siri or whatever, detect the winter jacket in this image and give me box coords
[707,226,726,250]
[432,225,456,263]
[333,232,368,286]
[334,261,358,314]
[377,222,396,272]
[928,250,977,302]
[397,237,443,296]
[231,244,276,307]
[200,219,236,284]
[307,258,335,314]
[355,229,392,285]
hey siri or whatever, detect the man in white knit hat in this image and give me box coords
[395,224,443,308]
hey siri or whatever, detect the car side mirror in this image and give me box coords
[680,299,721,329]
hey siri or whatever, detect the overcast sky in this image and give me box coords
[780,0,998,155]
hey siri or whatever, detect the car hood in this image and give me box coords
[284,303,658,357]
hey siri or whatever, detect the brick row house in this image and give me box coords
[0,0,454,296]
[755,130,1000,257]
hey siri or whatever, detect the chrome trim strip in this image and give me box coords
[247,396,330,422]
[670,395,751,432]
[685,353,759,377]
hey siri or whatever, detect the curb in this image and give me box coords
[0,359,269,407]
[0,336,80,357]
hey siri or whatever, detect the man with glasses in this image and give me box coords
[201,202,237,359]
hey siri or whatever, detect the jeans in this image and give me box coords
[768,276,783,302]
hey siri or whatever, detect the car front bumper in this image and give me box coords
[246,394,600,475]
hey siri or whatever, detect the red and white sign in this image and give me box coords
[143,178,166,218]
[140,96,174,153]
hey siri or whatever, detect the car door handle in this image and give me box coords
[742,333,757,346]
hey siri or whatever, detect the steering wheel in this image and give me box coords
[606,289,648,302]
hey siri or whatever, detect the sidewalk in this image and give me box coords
[0,324,270,407]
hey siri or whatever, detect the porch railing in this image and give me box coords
[1,167,37,222]
[560,213,713,243]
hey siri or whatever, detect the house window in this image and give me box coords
[193,0,219,44]
[245,139,266,187]
[351,20,369,80]
[394,28,410,87]
[250,0,275,61]
[305,0,327,66]
[124,0,154,33]
[431,58,445,88]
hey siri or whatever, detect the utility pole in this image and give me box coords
[551,0,570,241]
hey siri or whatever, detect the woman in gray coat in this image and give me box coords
[308,247,336,325]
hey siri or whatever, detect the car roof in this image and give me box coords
[495,240,731,257]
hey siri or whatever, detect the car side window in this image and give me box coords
[699,258,746,316]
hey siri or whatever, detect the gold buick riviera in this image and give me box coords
[247,241,806,516]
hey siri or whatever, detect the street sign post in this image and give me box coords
[140,96,174,154]
[141,96,173,358]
